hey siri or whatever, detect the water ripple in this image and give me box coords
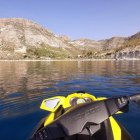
[0,61,140,139]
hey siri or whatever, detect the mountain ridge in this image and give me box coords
[0,18,140,59]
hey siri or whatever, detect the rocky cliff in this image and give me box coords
[0,18,140,59]
[71,34,140,59]
[114,32,140,59]
[0,18,79,59]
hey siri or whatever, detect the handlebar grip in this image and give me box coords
[128,93,140,103]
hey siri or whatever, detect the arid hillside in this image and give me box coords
[0,18,140,59]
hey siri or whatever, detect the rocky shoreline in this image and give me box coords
[0,58,140,62]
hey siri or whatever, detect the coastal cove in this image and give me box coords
[1,1,140,139]
[0,18,140,60]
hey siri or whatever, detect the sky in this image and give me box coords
[0,0,140,40]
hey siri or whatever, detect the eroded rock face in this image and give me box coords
[116,51,140,59]
[0,18,69,49]
[100,37,126,50]
[0,18,78,59]
[71,39,101,49]
[71,36,140,59]
[115,46,140,59]
[0,18,140,59]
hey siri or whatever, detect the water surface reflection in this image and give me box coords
[0,60,140,139]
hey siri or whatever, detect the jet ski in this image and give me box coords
[30,91,140,140]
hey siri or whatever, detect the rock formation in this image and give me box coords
[0,18,79,59]
[0,18,140,59]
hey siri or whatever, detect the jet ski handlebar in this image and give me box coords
[31,93,140,140]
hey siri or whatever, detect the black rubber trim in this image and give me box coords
[103,119,114,140]
[91,119,114,140]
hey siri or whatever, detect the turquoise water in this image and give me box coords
[0,60,140,140]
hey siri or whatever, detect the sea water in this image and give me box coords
[0,60,140,140]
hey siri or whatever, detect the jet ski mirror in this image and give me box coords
[40,96,65,112]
